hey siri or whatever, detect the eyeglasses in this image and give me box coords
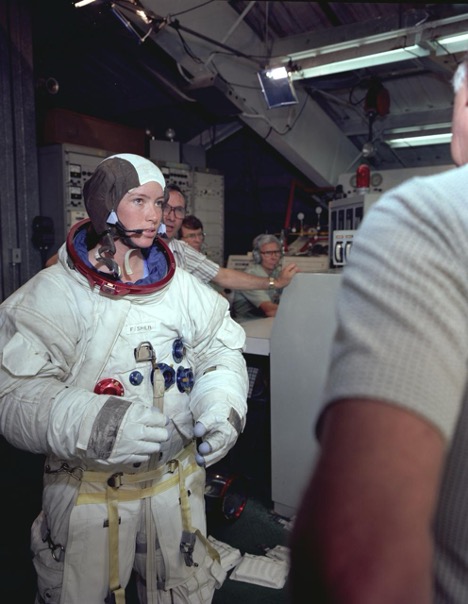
[163,204,186,219]
[260,250,281,256]
[182,232,205,240]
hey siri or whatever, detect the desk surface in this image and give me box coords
[238,317,273,356]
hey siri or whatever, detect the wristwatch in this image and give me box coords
[269,276,275,289]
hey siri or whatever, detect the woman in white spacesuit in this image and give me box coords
[0,154,248,604]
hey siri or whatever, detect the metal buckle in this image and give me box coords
[107,472,123,488]
[180,530,196,567]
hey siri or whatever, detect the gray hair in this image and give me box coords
[253,233,281,252]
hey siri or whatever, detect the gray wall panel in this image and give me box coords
[0,0,41,301]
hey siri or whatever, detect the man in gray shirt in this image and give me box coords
[289,53,468,604]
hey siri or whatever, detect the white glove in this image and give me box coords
[106,403,169,466]
[194,419,237,468]
[194,422,211,466]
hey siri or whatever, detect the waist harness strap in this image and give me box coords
[76,443,200,604]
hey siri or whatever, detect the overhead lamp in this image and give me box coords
[257,66,298,109]
[385,123,452,148]
[386,132,452,148]
[289,44,430,80]
[75,0,154,29]
[136,9,152,25]
[435,32,468,55]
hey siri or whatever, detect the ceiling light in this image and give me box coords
[387,123,452,135]
[289,44,429,80]
[136,9,152,25]
[74,0,96,7]
[264,67,289,80]
[435,32,468,55]
[386,132,452,148]
[257,68,298,109]
[272,12,468,81]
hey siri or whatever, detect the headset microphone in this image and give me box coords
[106,211,146,235]
[107,211,165,237]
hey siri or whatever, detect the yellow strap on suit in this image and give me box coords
[76,444,202,604]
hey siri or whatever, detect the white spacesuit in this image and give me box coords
[0,154,248,604]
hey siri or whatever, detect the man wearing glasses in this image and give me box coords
[164,184,298,291]
[231,234,284,320]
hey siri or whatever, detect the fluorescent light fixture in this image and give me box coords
[435,32,468,55]
[74,0,96,7]
[386,132,452,148]
[257,68,298,109]
[290,44,429,80]
[387,123,452,135]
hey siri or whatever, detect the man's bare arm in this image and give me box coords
[258,301,278,317]
[289,399,445,604]
[212,263,299,291]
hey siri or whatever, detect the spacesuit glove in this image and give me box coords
[105,404,169,466]
[193,419,238,468]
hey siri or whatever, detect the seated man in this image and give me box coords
[179,214,205,253]
[232,234,283,320]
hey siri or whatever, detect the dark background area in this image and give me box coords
[206,128,330,258]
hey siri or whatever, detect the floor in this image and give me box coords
[208,492,292,604]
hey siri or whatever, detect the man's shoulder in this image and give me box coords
[245,264,265,277]
[168,238,219,282]
[366,164,467,225]
[390,164,464,197]
[169,238,204,259]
